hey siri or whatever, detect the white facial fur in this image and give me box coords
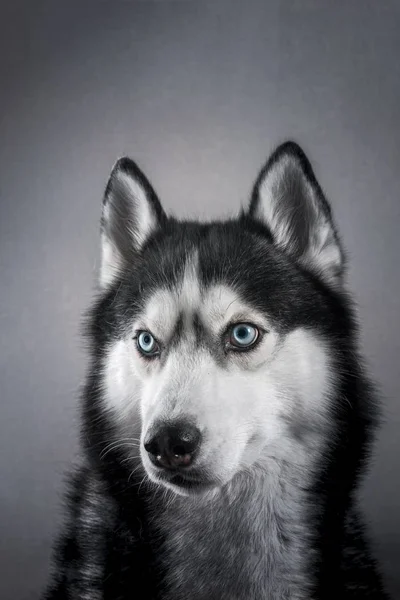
[103,257,334,496]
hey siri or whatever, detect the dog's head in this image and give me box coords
[91,142,347,496]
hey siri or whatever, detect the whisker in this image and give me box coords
[100,440,141,460]
[127,463,145,482]
[120,455,142,465]
[130,473,149,491]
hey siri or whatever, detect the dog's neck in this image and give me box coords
[153,450,317,600]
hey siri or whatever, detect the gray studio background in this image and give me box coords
[1,1,399,598]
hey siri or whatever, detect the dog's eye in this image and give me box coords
[229,323,259,349]
[137,331,159,356]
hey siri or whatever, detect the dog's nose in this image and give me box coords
[144,422,201,469]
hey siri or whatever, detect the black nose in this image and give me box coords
[144,422,201,469]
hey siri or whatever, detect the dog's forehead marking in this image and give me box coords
[199,285,256,328]
[140,252,201,338]
[137,253,270,340]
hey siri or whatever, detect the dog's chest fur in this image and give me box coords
[155,462,314,600]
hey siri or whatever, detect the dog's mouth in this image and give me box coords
[169,474,207,490]
[156,471,215,495]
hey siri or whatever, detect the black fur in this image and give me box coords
[42,142,390,599]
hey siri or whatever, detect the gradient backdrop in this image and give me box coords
[1,1,399,598]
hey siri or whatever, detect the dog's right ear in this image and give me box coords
[100,158,166,289]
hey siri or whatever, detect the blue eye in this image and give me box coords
[229,323,259,349]
[137,331,159,356]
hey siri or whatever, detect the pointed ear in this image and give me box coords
[100,158,166,288]
[248,141,344,285]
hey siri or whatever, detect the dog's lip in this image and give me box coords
[169,474,207,488]
[157,470,214,491]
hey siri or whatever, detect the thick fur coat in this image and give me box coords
[43,142,389,599]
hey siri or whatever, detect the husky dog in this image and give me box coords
[43,142,389,599]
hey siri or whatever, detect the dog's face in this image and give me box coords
[94,143,344,496]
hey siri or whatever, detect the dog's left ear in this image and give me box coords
[248,142,344,285]
[100,158,166,288]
